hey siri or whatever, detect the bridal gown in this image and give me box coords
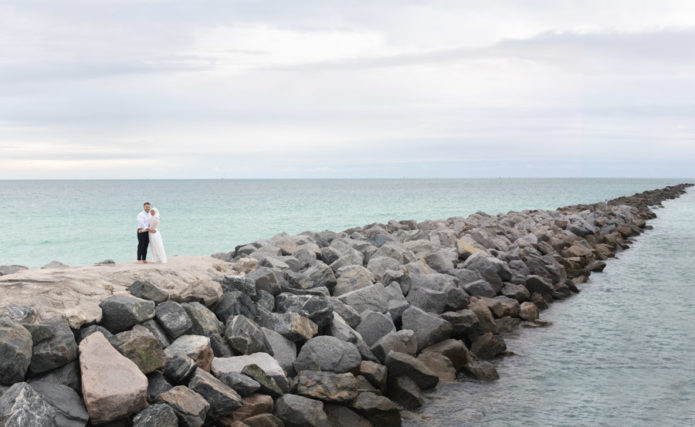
[148,217,167,263]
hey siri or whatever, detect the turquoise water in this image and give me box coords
[0,178,689,268]
[404,188,695,426]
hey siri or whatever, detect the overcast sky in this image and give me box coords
[1,0,694,179]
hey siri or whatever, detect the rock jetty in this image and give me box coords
[0,183,691,426]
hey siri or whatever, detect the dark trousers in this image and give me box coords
[137,231,149,260]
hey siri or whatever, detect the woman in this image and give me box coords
[148,208,167,264]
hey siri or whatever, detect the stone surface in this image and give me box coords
[146,372,173,403]
[275,393,329,427]
[139,319,171,348]
[294,370,358,403]
[324,403,371,427]
[109,325,166,374]
[501,283,531,302]
[401,306,452,352]
[182,302,222,336]
[349,392,401,427]
[220,274,257,299]
[212,353,289,393]
[163,352,198,385]
[188,368,243,419]
[166,335,214,372]
[275,293,333,328]
[173,279,224,307]
[461,253,512,293]
[242,364,284,397]
[422,339,472,371]
[417,351,456,382]
[244,413,284,427]
[336,282,389,314]
[262,327,297,375]
[333,265,375,297]
[462,360,499,381]
[0,382,60,426]
[225,315,271,355]
[217,372,261,397]
[155,300,193,340]
[79,332,148,424]
[359,361,388,392]
[406,286,448,314]
[214,292,258,324]
[470,332,507,360]
[355,311,396,347]
[525,275,554,297]
[99,295,156,334]
[370,329,418,362]
[29,381,89,427]
[462,279,497,298]
[28,360,81,393]
[388,376,424,409]
[232,393,274,421]
[28,318,78,375]
[247,267,283,296]
[294,336,361,373]
[266,311,319,342]
[519,301,540,321]
[3,304,36,323]
[385,351,439,390]
[0,318,33,385]
[133,403,178,427]
[128,280,169,303]
[157,385,210,427]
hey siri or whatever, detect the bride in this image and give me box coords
[148,208,167,264]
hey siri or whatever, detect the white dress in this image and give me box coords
[148,216,167,264]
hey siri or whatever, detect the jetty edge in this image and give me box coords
[0,183,690,426]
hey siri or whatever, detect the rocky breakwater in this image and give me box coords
[0,184,691,426]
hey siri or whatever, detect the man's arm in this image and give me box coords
[137,213,146,233]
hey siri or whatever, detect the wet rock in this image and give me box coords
[294,370,358,403]
[215,292,258,324]
[462,360,499,381]
[146,372,173,403]
[0,318,33,385]
[370,329,418,362]
[294,336,361,373]
[388,376,424,409]
[217,372,260,397]
[467,297,498,335]
[275,293,333,328]
[109,325,166,374]
[275,393,329,427]
[155,301,193,340]
[28,360,81,393]
[133,403,178,427]
[165,335,214,372]
[0,382,60,426]
[349,392,401,427]
[128,280,169,303]
[182,302,222,337]
[401,306,452,352]
[336,282,389,314]
[261,327,297,376]
[421,339,473,371]
[212,353,289,394]
[496,316,521,333]
[242,364,284,397]
[519,301,539,321]
[385,351,439,390]
[333,265,375,297]
[355,310,396,347]
[231,393,274,422]
[189,368,243,419]
[29,381,89,427]
[157,385,210,427]
[324,404,371,427]
[470,332,507,360]
[79,332,148,424]
[359,361,387,392]
[225,315,271,355]
[99,295,155,334]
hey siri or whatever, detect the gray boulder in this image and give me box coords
[383,282,409,322]
[441,309,480,340]
[247,267,284,296]
[333,265,374,296]
[146,372,173,403]
[401,306,452,352]
[406,286,448,314]
[157,385,210,427]
[3,304,36,323]
[525,275,555,297]
[275,394,329,427]
[28,319,78,376]
[388,376,424,409]
[219,274,257,299]
[155,301,193,340]
[0,382,60,426]
[99,295,155,334]
[133,403,178,427]
[463,279,497,298]
[461,253,512,293]
[182,302,222,337]
[336,282,389,314]
[294,371,358,403]
[140,319,171,348]
[0,318,33,385]
[275,293,333,328]
[349,392,401,426]
[370,329,418,362]
[211,353,289,393]
[29,381,89,427]
[241,364,284,397]
[262,327,297,375]
[109,326,166,374]
[328,298,361,329]
[366,256,402,282]
[385,351,439,390]
[128,280,169,303]
[501,283,531,301]
[324,404,371,427]
[215,372,260,397]
[0,265,28,276]
[355,311,396,347]
[294,336,361,373]
[470,332,507,360]
[28,360,81,393]
[188,369,243,419]
[214,291,258,323]
[225,315,271,355]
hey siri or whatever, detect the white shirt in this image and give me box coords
[137,210,151,231]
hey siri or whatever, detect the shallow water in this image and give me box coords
[403,189,695,426]
[0,178,688,268]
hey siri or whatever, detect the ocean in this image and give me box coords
[0,178,689,269]
[1,178,693,425]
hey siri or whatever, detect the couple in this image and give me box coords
[136,202,167,264]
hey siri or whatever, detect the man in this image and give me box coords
[137,202,151,263]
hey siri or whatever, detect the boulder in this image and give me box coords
[385,351,439,390]
[0,382,60,426]
[470,333,507,360]
[214,292,258,324]
[232,393,274,421]
[242,364,284,397]
[162,352,197,385]
[461,253,512,293]
[244,413,284,426]
[165,335,214,372]
[328,313,377,363]
[247,267,283,296]
[358,361,387,392]
[366,256,402,283]
[225,315,271,355]
[211,353,289,393]
[336,283,389,314]
[133,403,178,427]
[0,265,28,276]
[406,286,448,314]
[327,298,361,329]
[324,404,371,427]
[219,274,257,299]
[139,319,171,348]
[157,386,210,427]
[462,279,496,298]
[256,290,276,312]
[275,294,333,328]
[173,279,224,307]
[146,372,173,403]
[155,301,193,340]
[370,329,418,362]
[416,352,456,382]
[217,372,260,397]
[265,311,318,342]
[349,392,401,427]
[78,324,113,343]
[28,360,81,393]
[99,295,155,334]
[355,311,396,347]
[79,332,148,424]
[294,336,361,374]
[388,376,424,409]
[462,360,499,381]
[182,302,222,337]
[261,327,296,376]
[383,282,410,322]
[333,265,375,297]
[3,304,36,323]
[28,381,89,427]
[109,325,166,374]
[501,283,531,302]
[41,261,69,269]
[401,306,452,352]
[421,339,473,371]
[440,310,480,340]
[519,301,539,321]
[128,280,169,303]
[491,296,520,317]
[188,369,243,419]
[467,297,498,335]
[524,275,554,297]
[0,318,33,385]
[294,371,358,403]
[275,394,329,427]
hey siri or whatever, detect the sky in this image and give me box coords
[1,0,694,179]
